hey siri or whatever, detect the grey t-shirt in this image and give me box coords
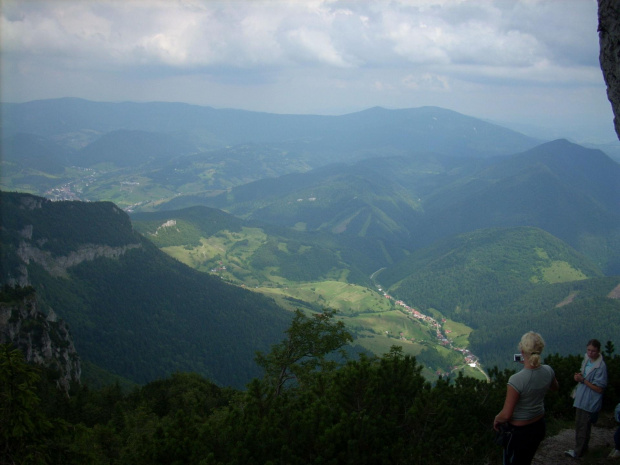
[507,365,555,421]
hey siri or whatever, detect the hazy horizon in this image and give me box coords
[1,0,618,144]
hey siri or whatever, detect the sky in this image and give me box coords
[1,0,617,144]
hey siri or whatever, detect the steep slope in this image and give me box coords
[0,191,291,388]
[410,139,620,274]
[598,0,620,138]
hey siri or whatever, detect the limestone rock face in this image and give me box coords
[3,193,142,286]
[0,289,81,393]
[16,241,141,279]
[598,0,620,139]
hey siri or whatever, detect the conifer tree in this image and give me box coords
[0,344,52,464]
[605,340,615,358]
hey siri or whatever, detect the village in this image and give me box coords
[375,282,485,379]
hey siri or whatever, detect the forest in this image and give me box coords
[3,308,620,465]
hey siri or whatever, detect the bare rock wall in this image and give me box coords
[598,0,620,139]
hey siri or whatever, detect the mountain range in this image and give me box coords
[1,98,620,386]
[165,139,620,275]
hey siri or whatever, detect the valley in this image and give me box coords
[152,221,485,379]
[2,99,620,389]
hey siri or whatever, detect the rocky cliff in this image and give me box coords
[598,0,620,139]
[0,193,144,390]
[1,192,143,286]
[0,286,81,392]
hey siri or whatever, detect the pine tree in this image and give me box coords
[0,344,53,464]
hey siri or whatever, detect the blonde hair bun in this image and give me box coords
[518,331,545,368]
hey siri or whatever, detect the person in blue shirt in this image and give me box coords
[565,339,608,459]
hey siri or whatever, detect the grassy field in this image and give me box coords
[538,260,588,284]
[162,228,268,277]
[258,281,393,313]
[442,319,472,349]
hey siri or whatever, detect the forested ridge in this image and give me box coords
[3,309,620,465]
[0,191,292,388]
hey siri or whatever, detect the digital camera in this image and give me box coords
[513,354,523,362]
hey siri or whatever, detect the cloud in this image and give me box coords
[0,0,613,142]
[1,0,598,74]
[402,73,450,91]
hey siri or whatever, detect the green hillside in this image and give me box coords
[213,166,421,243]
[3,101,618,273]
[0,191,292,388]
[380,226,603,322]
[131,207,380,286]
[130,204,620,377]
[409,139,620,273]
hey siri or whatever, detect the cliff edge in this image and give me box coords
[599,0,620,139]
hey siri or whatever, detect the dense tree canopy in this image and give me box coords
[3,311,619,465]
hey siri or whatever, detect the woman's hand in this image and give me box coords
[493,418,503,432]
[573,372,603,393]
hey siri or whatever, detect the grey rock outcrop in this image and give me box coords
[0,289,81,393]
[598,0,620,139]
[16,241,141,279]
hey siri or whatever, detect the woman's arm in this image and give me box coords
[575,370,605,394]
[550,376,559,392]
[583,378,604,394]
[493,385,520,431]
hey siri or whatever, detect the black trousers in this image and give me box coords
[503,417,546,465]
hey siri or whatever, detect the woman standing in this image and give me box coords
[494,331,559,465]
[565,339,608,459]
